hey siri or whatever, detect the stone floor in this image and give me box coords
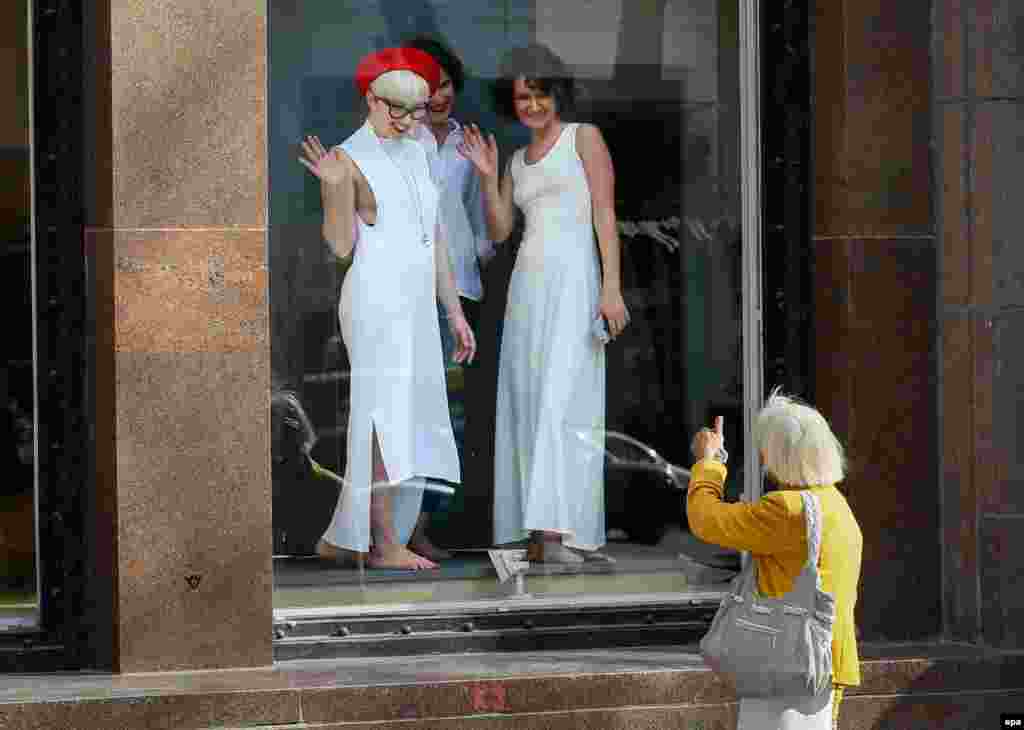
[273,529,740,609]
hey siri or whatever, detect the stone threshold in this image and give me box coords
[0,642,1021,729]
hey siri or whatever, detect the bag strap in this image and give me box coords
[799,490,824,588]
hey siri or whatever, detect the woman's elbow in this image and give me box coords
[323,228,353,259]
[685,501,713,543]
[593,207,618,231]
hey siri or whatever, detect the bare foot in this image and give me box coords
[368,543,439,570]
[408,535,453,562]
[315,539,365,567]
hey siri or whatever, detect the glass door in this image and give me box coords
[0,0,38,632]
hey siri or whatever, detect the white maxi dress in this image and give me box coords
[493,123,606,551]
[320,121,461,553]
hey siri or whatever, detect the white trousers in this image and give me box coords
[737,690,833,730]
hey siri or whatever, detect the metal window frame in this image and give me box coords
[741,0,764,508]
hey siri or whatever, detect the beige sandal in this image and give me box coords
[527,541,584,564]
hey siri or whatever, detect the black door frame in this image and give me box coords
[0,0,88,673]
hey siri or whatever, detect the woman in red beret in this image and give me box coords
[298,48,476,570]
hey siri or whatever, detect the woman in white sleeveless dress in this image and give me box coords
[299,48,476,570]
[460,44,629,563]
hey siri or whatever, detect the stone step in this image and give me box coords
[2,643,1021,730]
[213,687,1024,729]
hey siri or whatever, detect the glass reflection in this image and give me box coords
[270,0,744,611]
[570,427,692,488]
[1,0,37,631]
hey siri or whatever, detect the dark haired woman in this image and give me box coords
[460,43,629,563]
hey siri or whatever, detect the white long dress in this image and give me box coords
[493,123,606,551]
[320,121,461,553]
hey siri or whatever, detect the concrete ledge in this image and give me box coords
[0,643,1020,729]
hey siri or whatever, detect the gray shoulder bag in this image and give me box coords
[699,490,835,698]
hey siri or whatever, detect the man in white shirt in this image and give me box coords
[406,36,495,560]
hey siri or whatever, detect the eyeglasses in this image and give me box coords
[371,92,428,121]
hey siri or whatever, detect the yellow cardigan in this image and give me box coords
[687,459,863,689]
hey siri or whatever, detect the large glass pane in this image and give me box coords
[270,0,746,612]
[0,0,38,631]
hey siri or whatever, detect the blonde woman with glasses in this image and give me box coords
[299,48,476,570]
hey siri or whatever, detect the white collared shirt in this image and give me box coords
[412,119,494,301]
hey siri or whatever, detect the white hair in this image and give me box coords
[369,69,429,107]
[754,388,846,487]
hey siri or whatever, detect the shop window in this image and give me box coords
[268,0,760,641]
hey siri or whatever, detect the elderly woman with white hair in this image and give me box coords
[688,391,863,730]
[299,47,476,570]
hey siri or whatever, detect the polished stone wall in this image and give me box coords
[812,0,941,641]
[936,0,1024,649]
[813,0,1024,650]
[86,0,271,671]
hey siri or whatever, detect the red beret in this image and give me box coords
[355,47,441,97]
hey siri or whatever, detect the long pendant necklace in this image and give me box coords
[380,138,431,248]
